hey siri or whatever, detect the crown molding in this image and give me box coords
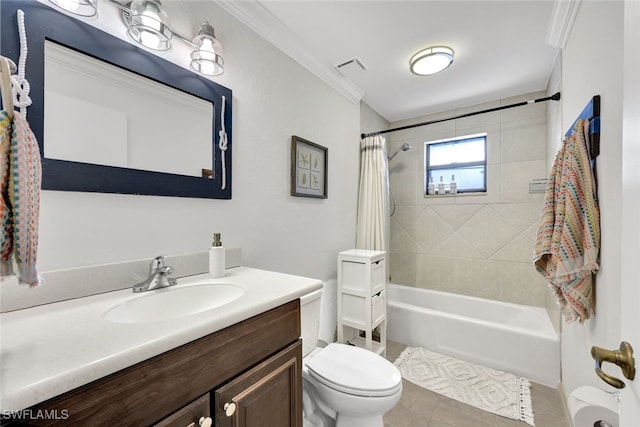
[546,0,582,49]
[216,0,364,104]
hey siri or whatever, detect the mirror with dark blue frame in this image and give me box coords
[1,0,232,199]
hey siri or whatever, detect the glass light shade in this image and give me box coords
[48,0,97,17]
[409,46,454,76]
[124,0,172,51]
[190,23,224,76]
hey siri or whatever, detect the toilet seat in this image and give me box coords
[306,343,402,397]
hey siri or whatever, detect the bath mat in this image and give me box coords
[394,346,535,426]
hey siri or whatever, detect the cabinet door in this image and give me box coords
[215,340,302,427]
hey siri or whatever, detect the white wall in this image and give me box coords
[360,101,389,136]
[35,1,360,283]
[556,1,624,395]
[545,56,563,333]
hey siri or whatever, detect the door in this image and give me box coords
[215,340,302,427]
[620,0,640,423]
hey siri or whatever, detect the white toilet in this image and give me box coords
[300,289,403,427]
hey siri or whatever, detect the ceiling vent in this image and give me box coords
[335,57,368,79]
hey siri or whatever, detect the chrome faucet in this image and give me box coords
[133,256,177,293]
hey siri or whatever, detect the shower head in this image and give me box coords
[388,143,412,161]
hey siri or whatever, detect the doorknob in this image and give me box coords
[591,341,635,389]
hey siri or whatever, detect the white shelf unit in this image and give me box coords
[337,249,387,356]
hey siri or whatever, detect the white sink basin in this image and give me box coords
[104,283,244,323]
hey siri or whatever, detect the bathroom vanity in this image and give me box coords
[0,267,322,427]
[15,301,300,426]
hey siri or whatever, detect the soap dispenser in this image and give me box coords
[209,233,225,279]
[438,176,446,194]
[427,176,435,195]
[450,174,457,194]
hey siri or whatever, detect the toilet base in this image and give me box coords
[336,414,383,427]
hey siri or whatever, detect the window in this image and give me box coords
[425,133,487,195]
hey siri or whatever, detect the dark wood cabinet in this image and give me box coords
[8,300,301,427]
[215,341,302,427]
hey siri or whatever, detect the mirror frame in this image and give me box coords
[1,0,232,199]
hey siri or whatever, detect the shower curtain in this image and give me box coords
[355,135,390,252]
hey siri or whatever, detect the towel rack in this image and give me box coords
[566,95,600,159]
[566,95,600,188]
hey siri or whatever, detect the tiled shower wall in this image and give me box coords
[388,91,550,307]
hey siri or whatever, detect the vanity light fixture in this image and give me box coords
[409,46,454,76]
[48,0,225,76]
[190,22,224,76]
[47,0,97,17]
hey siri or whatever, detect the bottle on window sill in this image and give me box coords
[438,176,446,195]
[427,176,435,195]
[450,175,457,194]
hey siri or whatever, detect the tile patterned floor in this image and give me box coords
[384,341,571,427]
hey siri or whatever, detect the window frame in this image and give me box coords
[424,133,488,195]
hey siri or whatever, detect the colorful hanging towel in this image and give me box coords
[0,110,41,286]
[0,111,13,276]
[533,119,600,323]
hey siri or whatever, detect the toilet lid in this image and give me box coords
[306,343,402,397]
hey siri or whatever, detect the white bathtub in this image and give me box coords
[386,284,560,387]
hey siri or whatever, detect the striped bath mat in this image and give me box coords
[394,346,534,426]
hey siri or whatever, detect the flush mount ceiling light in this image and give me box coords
[47,0,97,17]
[409,46,454,76]
[190,22,224,76]
[122,0,172,51]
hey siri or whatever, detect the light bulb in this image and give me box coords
[139,30,161,49]
[140,10,160,30]
[199,62,217,75]
[200,38,215,52]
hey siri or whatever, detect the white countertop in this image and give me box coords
[0,266,322,411]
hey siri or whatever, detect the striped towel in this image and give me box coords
[0,111,13,276]
[0,110,41,286]
[533,119,600,323]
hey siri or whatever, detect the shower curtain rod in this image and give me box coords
[361,92,561,139]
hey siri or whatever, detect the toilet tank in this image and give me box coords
[300,288,322,357]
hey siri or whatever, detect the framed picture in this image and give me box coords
[291,135,328,198]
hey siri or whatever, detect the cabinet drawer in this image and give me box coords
[153,394,210,427]
[341,261,367,293]
[341,290,386,326]
[341,258,386,294]
[342,293,367,325]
